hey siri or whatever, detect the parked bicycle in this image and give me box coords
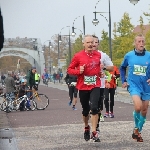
[28,88,49,110]
[1,92,37,113]
[1,87,49,112]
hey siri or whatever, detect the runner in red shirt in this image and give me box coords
[67,35,101,142]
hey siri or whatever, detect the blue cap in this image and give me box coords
[21,79,27,83]
[21,79,25,83]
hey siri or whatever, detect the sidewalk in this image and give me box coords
[0,111,18,150]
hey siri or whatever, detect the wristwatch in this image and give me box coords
[103,67,106,70]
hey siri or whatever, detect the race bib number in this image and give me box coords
[133,65,147,76]
[35,82,39,84]
[84,76,96,85]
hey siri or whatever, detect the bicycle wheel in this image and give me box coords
[33,94,49,110]
[0,94,6,111]
[2,100,12,113]
[1,100,7,111]
[24,100,37,111]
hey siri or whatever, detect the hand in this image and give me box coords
[122,82,128,88]
[147,79,150,85]
[100,64,104,69]
[112,75,116,78]
[105,82,110,89]
[100,72,104,78]
[80,64,85,74]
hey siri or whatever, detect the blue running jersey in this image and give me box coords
[120,50,150,99]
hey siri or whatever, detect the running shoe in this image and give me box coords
[100,114,104,122]
[137,133,143,142]
[109,112,114,118]
[96,127,100,137]
[84,125,90,141]
[68,100,72,106]
[132,128,143,142]
[90,131,100,142]
[72,106,77,110]
[132,128,139,140]
[104,112,109,118]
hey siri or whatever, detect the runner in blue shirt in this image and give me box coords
[120,34,150,142]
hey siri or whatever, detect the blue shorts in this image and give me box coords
[128,82,150,101]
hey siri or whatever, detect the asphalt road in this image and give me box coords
[1,83,150,150]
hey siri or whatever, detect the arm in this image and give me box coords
[115,66,120,79]
[64,74,70,85]
[120,55,128,84]
[67,55,80,75]
[103,53,114,72]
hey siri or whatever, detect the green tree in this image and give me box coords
[145,29,150,50]
[138,16,145,34]
[112,13,135,67]
[99,30,109,55]
[143,7,150,23]
[72,35,83,56]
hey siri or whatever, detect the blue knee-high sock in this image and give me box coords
[138,113,146,132]
[133,111,140,128]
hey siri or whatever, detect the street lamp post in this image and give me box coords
[58,34,60,66]
[72,16,85,36]
[92,0,112,60]
[59,26,71,64]
[43,40,52,73]
[129,0,139,5]
[49,41,52,74]
[72,27,83,37]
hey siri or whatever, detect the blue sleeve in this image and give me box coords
[120,55,128,84]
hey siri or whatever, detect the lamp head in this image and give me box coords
[71,32,76,37]
[129,0,139,5]
[59,35,62,43]
[92,19,99,26]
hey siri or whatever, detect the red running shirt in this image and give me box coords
[67,50,101,90]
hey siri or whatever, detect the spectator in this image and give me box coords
[60,72,63,80]
[18,79,28,111]
[35,71,40,89]
[53,72,57,84]
[1,73,6,87]
[5,71,15,94]
[26,66,36,110]
[15,75,20,91]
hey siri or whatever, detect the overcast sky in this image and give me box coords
[0,0,150,44]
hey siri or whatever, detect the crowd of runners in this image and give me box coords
[65,34,150,143]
